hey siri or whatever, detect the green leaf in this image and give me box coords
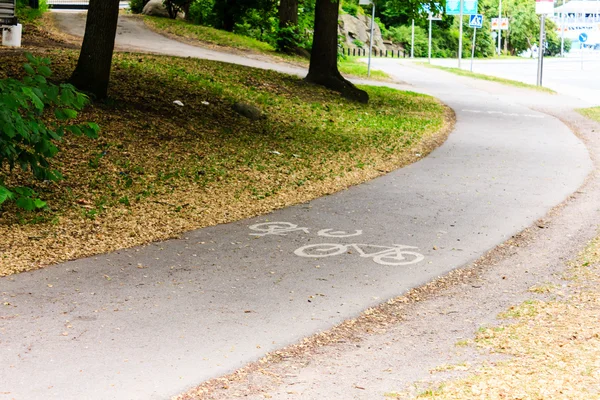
[63,109,78,119]
[0,186,14,205]
[16,197,36,211]
[23,63,35,75]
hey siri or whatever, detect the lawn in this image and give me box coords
[577,107,600,122]
[421,63,556,94]
[0,50,450,275]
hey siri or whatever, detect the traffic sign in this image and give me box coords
[579,32,588,43]
[446,0,478,15]
[469,14,483,28]
[491,17,509,30]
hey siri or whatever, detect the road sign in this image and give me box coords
[579,32,588,43]
[536,0,553,14]
[491,17,509,30]
[421,3,443,20]
[469,14,483,28]
[446,0,478,15]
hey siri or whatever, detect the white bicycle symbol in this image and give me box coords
[294,243,424,266]
[249,222,362,238]
[249,222,309,236]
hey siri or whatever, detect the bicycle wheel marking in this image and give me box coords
[294,243,424,266]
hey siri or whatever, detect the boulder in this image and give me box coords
[338,13,387,53]
[142,0,170,18]
[233,102,264,121]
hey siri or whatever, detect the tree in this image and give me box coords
[70,0,120,99]
[305,0,368,103]
[279,0,298,28]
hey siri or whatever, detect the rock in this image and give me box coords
[338,13,388,52]
[233,102,264,121]
[142,0,170,18]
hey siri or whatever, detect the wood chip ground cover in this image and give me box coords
[0,50,450,275]
[394,238,600,399]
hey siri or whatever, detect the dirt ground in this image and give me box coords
[175,108,600,399]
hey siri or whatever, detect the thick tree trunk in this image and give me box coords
[305,0,368,103]
[278,0,298,28]
[70,0,120,99]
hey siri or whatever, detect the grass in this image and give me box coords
[0,50,448,275]
[142,16,390,80]
[338,56,389,80]
[397,238,600,400]
[15,1,48,24]
[421,63,556,94]
[577,107,600,123]
[143,16,275,53]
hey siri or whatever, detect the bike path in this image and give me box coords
[0,16,593,400]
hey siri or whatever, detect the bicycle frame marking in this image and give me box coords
[294,243,425,266]
[249,222,362,238]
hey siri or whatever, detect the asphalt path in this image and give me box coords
[0,14,593,400]
[429,55,600,106]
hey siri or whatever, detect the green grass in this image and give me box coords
[421,63,556,94]
[338,57,390,80]
[577,107,600,122]
[144,16,276,53]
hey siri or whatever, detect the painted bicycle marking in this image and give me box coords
[317,229,363,238]
[249,222,309,237]
[249,222,363,238]
[294,243,424,266]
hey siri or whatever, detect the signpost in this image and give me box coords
[469,14,483,72]
[579,32,588,70]
[446,0,478,68]
[422,3,442,64]
[359,0,375,77]
[535,0,552,87]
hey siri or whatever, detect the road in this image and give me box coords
[0,15,593,400]
[428,55,600,106]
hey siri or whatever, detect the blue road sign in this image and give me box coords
[446,0,478,15]
[579,32,588,43]
[469,14,483,28]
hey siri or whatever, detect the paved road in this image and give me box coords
[0,15,593,400]
[428,55,600,106]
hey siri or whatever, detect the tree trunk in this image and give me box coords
[305,0,368,103]
[70,0,120,99]
[222,0,236,31]
[279,0,298,28]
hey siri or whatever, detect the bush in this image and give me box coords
[189,0,216,25]
[129,0,149,13]
[0,54,99,210]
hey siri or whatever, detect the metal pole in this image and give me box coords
[537,14,545,86]
[581,41,584,70]
[367,1,375,78]
[428,14,432,63]
[560,12,565,57]
[471,27,477,72]
[497,0,502,55]
[411,19,415,58]
[458,0,464,68]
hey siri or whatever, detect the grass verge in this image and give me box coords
[577,107,600,123]
[142,16,389,80]
[143,15,275,54]
[400,238,600,399]
[421,63,556,94]
[0,51,450,275]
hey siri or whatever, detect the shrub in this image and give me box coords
[0,54,99,211]
[129,0,150,13]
